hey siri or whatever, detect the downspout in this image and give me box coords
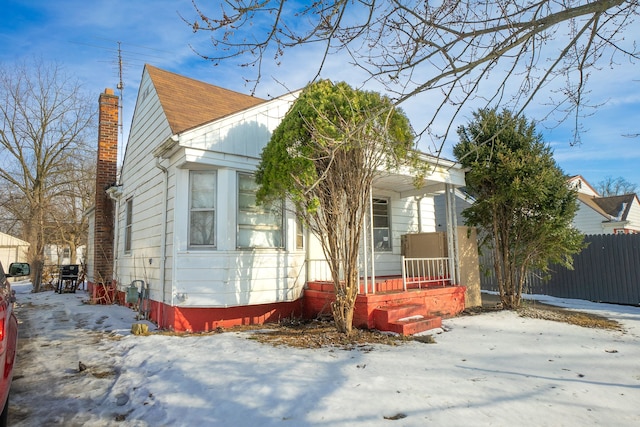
[112,195,120,289]
[155,156,169,327]
[415,196,423,232]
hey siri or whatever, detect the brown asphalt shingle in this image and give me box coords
[146,65,266,134]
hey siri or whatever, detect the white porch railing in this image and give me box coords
[306,257,452,293]
[401,256,451,291]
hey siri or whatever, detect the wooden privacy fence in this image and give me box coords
[479,234,640,305]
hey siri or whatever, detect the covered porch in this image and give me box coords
[304,257,466,335]
[302,157,472,335]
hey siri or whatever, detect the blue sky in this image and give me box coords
[2,0,639,191]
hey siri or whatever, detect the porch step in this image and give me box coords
[387,315,442,336]
[373,304,425,330]
[373,304,442,335]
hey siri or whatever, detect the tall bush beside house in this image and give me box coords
[454,108,585,309]
[256,80,422,334]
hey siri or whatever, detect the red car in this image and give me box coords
[0,261,29,427]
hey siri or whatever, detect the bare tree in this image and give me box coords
[46,158,96,266]
[0,59,96,292]
[597,176,638,196]
[188,0,638,149]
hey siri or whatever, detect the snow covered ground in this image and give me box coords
[8,281,640,426]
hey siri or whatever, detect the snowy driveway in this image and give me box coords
[7,282,640,426]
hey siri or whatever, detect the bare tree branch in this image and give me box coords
[0,59,96,291]
[189,0,638,147]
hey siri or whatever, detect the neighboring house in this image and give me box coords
[87,65,470,333]
[568,175,640,235]
[44,244,86,267]
[0,232,29,267]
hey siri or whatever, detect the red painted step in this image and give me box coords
[373,304,442,335]
[387,315,442,336]
[373,304,425,330]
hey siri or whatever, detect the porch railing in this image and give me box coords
[401,256,451,291]
[306,257,451,293]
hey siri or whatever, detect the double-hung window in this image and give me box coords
[189,171,216,247]
[372,198,391,251]
[237,173,283,248]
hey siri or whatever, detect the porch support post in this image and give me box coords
[362,202,368,295]
[369,190,376,293]
[444,184,460,285]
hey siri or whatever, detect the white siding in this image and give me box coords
[179,94,297,159]
[172,252,304,307]
[0,232,29,267]
[573,202,606,235]
[115,70,173,300]
[624,199,640,232]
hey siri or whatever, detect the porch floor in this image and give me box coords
[303,277,466,335]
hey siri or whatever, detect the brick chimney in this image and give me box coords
[93,88,119,284]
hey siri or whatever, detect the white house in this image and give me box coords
[92,65,468,332]
[0,232,29,267]
[568,175,640,235]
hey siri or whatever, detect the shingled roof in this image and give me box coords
[592,194,636,221]
[145,65,266,134]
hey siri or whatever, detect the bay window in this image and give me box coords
[237,173,283,248]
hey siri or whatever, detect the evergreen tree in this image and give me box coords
[454,109,585,309]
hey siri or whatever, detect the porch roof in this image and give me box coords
[373,155,466,198]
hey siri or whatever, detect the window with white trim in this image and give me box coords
[237,173,283,248]
[189,171,216,247]
[372,198,391,251]
[124,198,133,253]
[296,215,304,250]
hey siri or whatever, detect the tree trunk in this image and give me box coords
[331,268,359,335]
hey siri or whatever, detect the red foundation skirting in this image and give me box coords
[88,279,464,333]
[156,300,304,332]
[304,281,466,329]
